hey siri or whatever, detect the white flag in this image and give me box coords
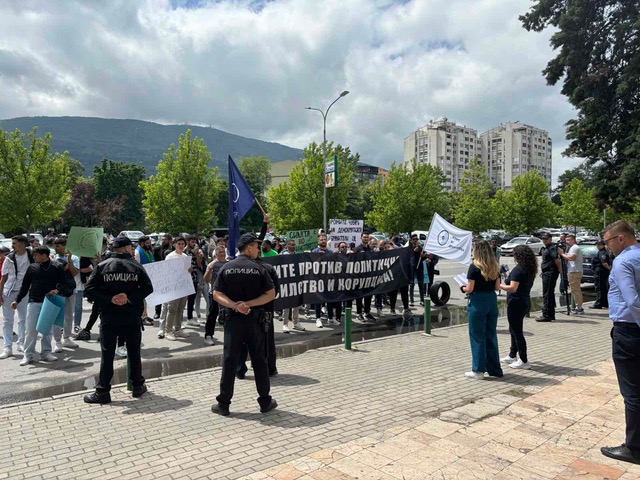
[425,213,473,264]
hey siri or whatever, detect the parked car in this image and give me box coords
[0,238,12,250]
[578,242,598,284]
[370,232,387,243]
[117,230,145,245]
[500,236,545,256]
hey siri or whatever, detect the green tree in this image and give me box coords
[239,156,271,230]
[344,179,375,224]
[521,1,640,213]
[0,127,72,233]
[557,178,601,231]
[552,161,594,204]
[267,142,356,232]
[94,159,145,230]
[493,170,556,235]
[452,158,495,233]
[141,130,223,233]
[366,159,449,234]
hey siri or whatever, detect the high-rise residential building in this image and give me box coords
[403,118,480,191]
[480,122,552,190]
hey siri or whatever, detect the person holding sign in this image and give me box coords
[461,240,503,380]
[83,236,153,404]
[13,246,73,366]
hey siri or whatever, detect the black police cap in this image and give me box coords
[238,233,262,250]
[112,236,133,248]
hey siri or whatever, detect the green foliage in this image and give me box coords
[366,159,449,234]
[239,156,271,230]
[344,179,375,224]
[493,170,555,235]
[94,159,145,230]
[452,158,495,233]
[0,127,72,233]
[141,130,223,233]
[557,179,602,231]
[552,162,594,205]
[267,142,356,232]
[521,0,640,213]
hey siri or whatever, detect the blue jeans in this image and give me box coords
[53,294,74,342]
[467,292,502,376]
[2,291,27,349]
[74,290,83,327]
[24,302,53,359]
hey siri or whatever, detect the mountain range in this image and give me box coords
[0,116,304,176]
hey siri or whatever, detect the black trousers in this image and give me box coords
[96,319,144,394]
[541,271,559,320]
[237,315,276,375]
[86,302,101,331]
[594,270,610,308]
[186,292,197,319]
[507,297,530,363]
[410,271,425,303]
[612,323,640,451]
[206,295,219,337]
[155,304,161,316]
[356,296,372,315]
[217,314,271,408]
[388,286,409,310]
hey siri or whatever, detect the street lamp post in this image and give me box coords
[305,90,349,233]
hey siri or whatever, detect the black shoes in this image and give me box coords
[211,403,230,416]
[132,384,148,398]
[84,391,111,404]
[535,317,553,322]
[74,329,91,341]
[589,305,602,309]
[269,370,278,377]
[260,399,278,413]
[142,317,154,326]
[236,372,246,380]
[601,444,640,465]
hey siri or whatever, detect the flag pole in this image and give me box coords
[254,198,266,216]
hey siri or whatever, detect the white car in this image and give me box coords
[500,236,545,256]
[118,230,145,245]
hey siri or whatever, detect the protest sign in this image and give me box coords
[144,256,195,307]
[328,219,363,250]
[285,229,318,253]
[425,213,473,264]
[262,248,411,310]
[36,294,65,335]
[67,226,104,258]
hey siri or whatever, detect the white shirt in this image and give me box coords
[567,245,583,273]
[1,252,30,295]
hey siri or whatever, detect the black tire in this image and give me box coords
[429,281,451,306]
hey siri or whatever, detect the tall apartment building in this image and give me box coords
[480,122,552,190]
[403,118,480,191]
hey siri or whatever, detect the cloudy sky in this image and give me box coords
[0,0,578,184]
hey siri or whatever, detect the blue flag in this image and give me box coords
[228,155,256,258]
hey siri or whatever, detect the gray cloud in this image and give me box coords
[0,0,580,184]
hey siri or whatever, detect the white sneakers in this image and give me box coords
[16,344,24,353]
[292,323,306,331]
[174,329,189,338]
[465,371,484,380]
[501,355,531,369]
[509,359,531,369]
[61,338,79,349]
[165,333,177,341]
[0,348,12,359]
[315,319,324,328]
[41,353,58,362]
[20,356,35,366]
[204,336,215,346]
[52,342,64,353]
[115,346,127,358]
[327,318,340,326]
[282,324,290,333]
[187,319,200,326]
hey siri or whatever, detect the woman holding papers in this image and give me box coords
[461,240,503,380]
[498,245,536,370]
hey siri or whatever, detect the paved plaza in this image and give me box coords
[1,304,630,480]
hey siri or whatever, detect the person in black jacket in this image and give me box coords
[13,246,73,366]
[83,236,154,404]
[590,240,612,309]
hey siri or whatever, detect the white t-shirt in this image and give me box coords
[1,252,31,295]
[165,251,191,271]
[567,245,583,273]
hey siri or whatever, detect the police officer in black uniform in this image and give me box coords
[536,233,562,322]
[590,240,612,309]
[83,236,154,404]
[211,232,277,416]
